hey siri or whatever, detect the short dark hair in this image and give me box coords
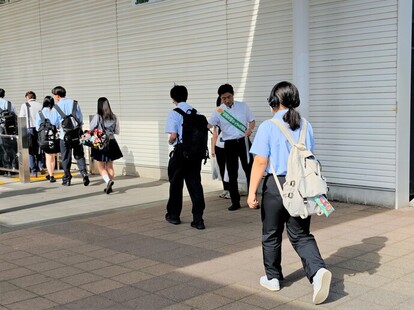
[43,96,55,109]
[170,85,188,103]
[51,86,66,97]
[218,84,234,96]
[25,91,36,100]
[0,88,5,98]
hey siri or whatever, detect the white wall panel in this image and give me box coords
[309,0,398,190]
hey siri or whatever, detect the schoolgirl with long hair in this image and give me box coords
[90,97,123,194]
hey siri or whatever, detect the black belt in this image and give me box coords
[225,137,246,143]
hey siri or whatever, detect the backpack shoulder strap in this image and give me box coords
[38,110,46,123]
[72,100,78,116]
[7,101,12,113]
[270,119,296,146]
[173,108,186,117]
[25,102,31,127]
[299,118,307,145]
[54,104,66,118]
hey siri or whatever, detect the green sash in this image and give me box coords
[218,108,246,133]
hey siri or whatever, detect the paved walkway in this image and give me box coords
[1,174,414,309]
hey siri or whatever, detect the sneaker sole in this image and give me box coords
[260,278,280,291]
[259,278,280,292]
[313,270,332,304]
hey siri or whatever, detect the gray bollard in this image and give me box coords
[17,117,30,183]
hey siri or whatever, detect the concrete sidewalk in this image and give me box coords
[1,174,414,309]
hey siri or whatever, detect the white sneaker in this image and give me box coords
[224,191,231,199]
[312,268,332,304]
[260,275,280,291]
[219,190,229,199]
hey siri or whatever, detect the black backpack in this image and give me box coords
[54,100,83,147]
[174,108,209,163]
[0,101,17,135]
[37,111,58,151]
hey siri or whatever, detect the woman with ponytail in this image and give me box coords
[247,81,331,304]
[90,97,123,194]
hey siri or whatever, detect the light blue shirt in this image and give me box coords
[208,101,254,141]
[250,110,314,175]
[0,98,15,112]
[50,98,83,140]
[35,107,54,131]
[165,102,194,146]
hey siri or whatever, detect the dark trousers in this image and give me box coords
[60,139,87,182]
[28,127,44,172]
[166,144,205,222]
[224,137,253,207]
[215,145,229,191]
[261,175,325,283]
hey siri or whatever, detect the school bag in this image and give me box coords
[0,101,17,135]
[54,100,83,147]
[174,108,209,163]
[37,111,58,151]
[269,118,333,218]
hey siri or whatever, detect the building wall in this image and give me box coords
[0,0,407,207]
[309,0,399,206]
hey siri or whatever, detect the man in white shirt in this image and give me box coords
[208,84,255,211]
[19,91,44,175]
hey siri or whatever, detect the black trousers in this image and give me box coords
[224,137,253,207]
[60,139,87,182]
[261,174,325,283]
[166,144,205,222]
[214,145,229,191]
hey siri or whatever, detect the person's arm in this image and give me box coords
[245,120,255,137]
[211,127,218,156]
[168,132,177,145]
[247,154,267,209]
[114,117,120,135]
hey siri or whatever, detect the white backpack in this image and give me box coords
[269,118,328,219]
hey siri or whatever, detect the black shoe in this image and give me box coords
[45,175,50,180]
[165,213,181,225]
[50,176,56,183]
[228,205,241,211]
[191,220,205,230]
[83,176,90,186]
[106,180,114,194]
[62,179,71,186]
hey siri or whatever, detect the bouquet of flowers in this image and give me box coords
[80,128,109,150]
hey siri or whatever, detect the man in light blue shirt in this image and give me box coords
[208,84,255,211]
[165,85,206,230]
[50,86,89,187]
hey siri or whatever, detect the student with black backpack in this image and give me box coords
[164,85,207,230]
[50,86,89,187]
[36,96,60,183]
[0,88,18,172]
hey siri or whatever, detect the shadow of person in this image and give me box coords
[120,146,139,177]
[325,236,388,302]
[282,236,387,303]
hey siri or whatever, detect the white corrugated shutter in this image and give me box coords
[309,0,398,190]
[0,0,293,175]
[116,0,293,171]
